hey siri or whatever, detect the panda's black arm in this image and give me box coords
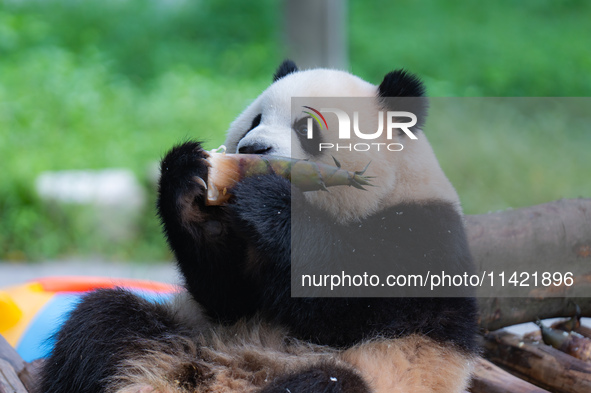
[157,141,260,322]
[39,288,190,393]
[230,175,479,352]
[156,141,379,332]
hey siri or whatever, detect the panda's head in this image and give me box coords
[225,60,460,223]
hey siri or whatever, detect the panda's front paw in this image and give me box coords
[159,141,209,193]
[158,141,224,233]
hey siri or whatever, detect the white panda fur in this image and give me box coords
[224,68,461,222]
[39,61,479,393]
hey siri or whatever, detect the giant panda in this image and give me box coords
[39,60,479,393]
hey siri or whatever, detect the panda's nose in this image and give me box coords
[238,143,273,155]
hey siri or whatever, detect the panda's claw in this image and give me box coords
[193,176,208,190]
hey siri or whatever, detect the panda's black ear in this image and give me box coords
[378,69,428,131]
[273,60,298,82]
[378,69,425,98]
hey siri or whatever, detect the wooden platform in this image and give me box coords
[0,335,41,393]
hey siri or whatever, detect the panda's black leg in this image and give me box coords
[39,288,190,393]
[157,141,259,322]
[259,363,371,393]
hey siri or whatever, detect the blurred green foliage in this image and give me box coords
[426,98,591,214]
[0,0,589,261]
[350,0,591,96]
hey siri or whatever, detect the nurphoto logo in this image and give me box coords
[302,106,418,152]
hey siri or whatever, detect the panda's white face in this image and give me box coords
[225,69,376,158]
[224,69,461,222]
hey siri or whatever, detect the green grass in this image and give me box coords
[0,0,589,261]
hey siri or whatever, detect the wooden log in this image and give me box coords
[469,357,550,393]
[465,198,591,330]
[575,325,591,339]
[0,359,28,393]
[467,198,591,284]
[478,298,591,332]
[0,336,24,375]
[483,330,591,393]
[18,359,43,393]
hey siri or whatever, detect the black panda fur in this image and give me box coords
[272,59,298,82]
[39,61,479,393]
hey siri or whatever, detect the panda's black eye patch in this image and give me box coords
[250,113,262,130]
[293,117,323,157]
[240,113,262,141]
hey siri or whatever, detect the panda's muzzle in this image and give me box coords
[238,142,273,155]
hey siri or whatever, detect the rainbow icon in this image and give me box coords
[302,106,329,130]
